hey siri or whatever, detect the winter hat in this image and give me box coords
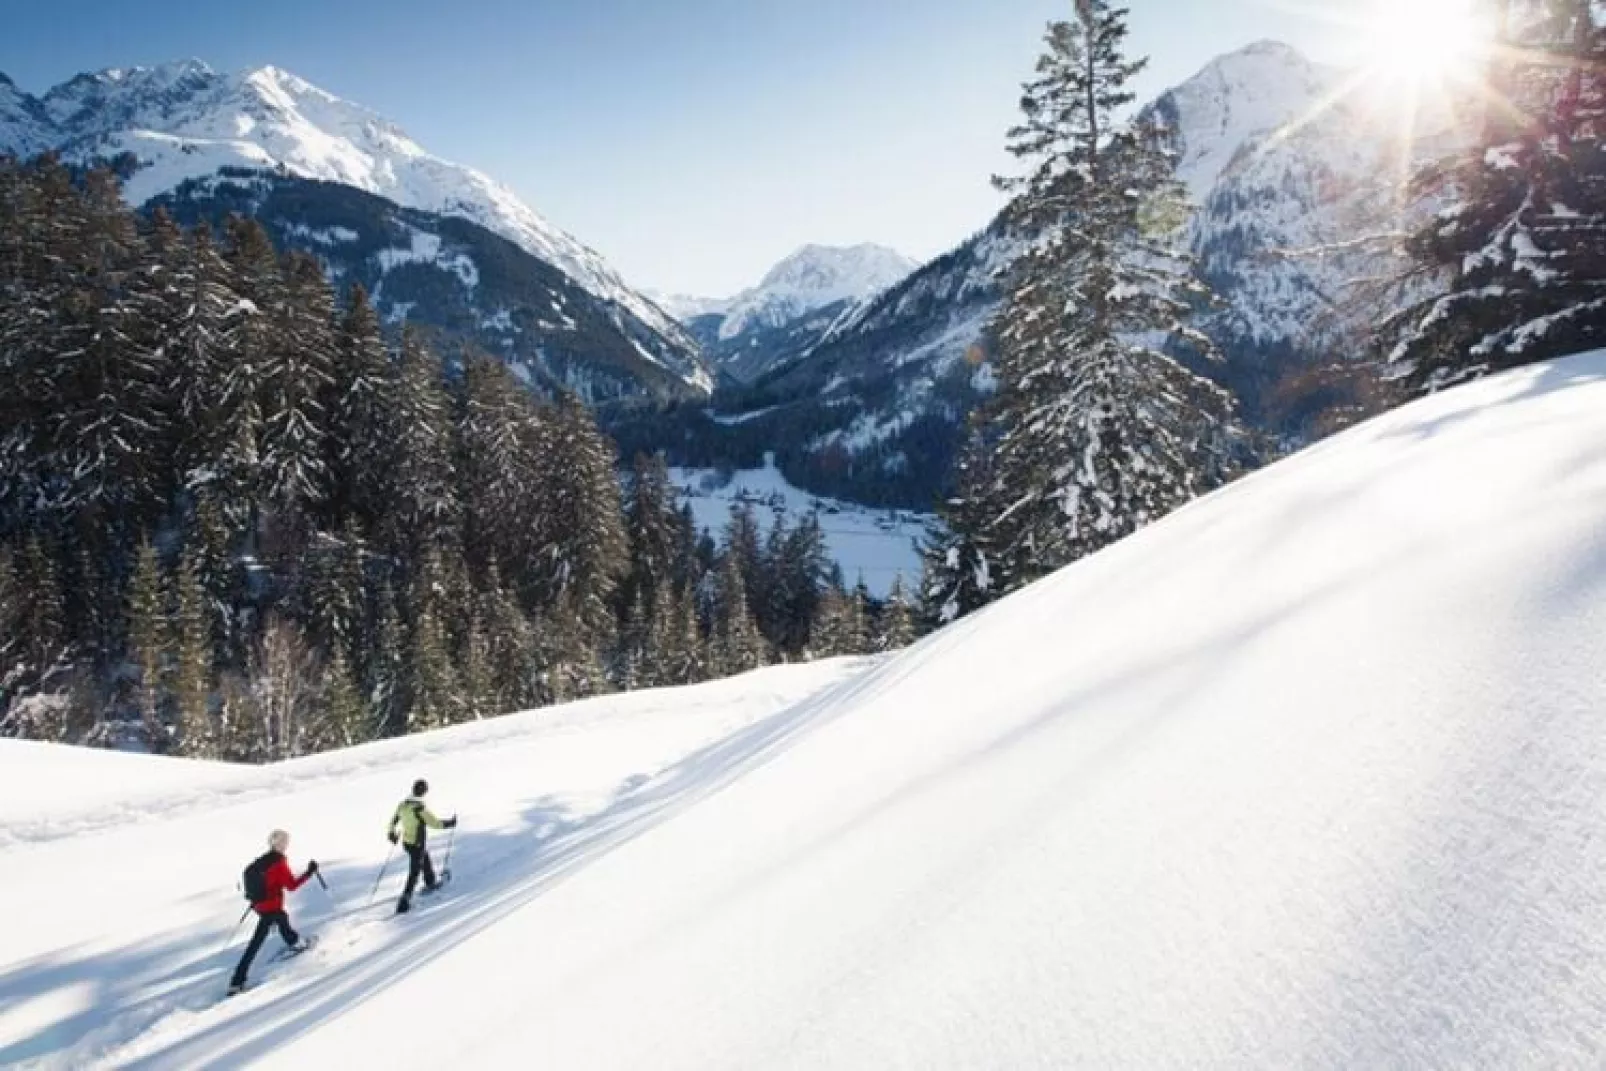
[412,779,429,797]
[268,829,290,852]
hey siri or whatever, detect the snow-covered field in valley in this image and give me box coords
[671,458,928,598]
[6,352,1606,1068]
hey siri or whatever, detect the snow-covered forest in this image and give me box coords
[0,159,912,759]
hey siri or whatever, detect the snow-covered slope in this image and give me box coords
[8,351,1606,1067]
[0,61,707,394]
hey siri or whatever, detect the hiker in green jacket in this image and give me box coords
[388,778,457,914]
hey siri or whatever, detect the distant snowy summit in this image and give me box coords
[666,243,920,383]
[0,59,708,395]
[715,243,920,340]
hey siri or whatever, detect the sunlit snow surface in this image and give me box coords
[5,353,1606,1068]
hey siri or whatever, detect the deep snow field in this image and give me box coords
[4,352,1606,1068]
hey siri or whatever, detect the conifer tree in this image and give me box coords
[388,327,460,556]
[320,648,370,749]
[365,576,407,738]
[530,394,628,636]
[169,549,216,758]
[16,538,68,690]
[53,169,170,533]
[621,452,683,623]
[934,0,1238,618]
[770,512,830,655]
[126,539,168,749]
[713,552,766,675]
[922,435,1005,624]
[404,554,460,732]
[475,565,538,713]
[0,547,21,723]
[1381,0,1606,389]
[297,527,367,666]
[878,575,918,652]
[161,220,241,484]
[260,250,336,542]
[455,351,538,575]
[331,284,398,531]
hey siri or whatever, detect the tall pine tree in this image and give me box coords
[931,0,1238,618]
[1381,0,1606,389]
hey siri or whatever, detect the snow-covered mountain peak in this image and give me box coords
[42,60,221,132]
[0,72,55,158]
[0,59,704,389]
[756,243,918,298]
[716,243,919,341]
[1149,40,1339,200]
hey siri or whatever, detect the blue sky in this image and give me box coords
[2,0,1381,296]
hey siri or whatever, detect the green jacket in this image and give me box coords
[389,797,444,847]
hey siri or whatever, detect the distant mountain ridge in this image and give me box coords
[696,40,1440,507]
[668,244,919,383]
[0,60,711,400]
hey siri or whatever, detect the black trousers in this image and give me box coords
[231,909,299,987]
[401,840,437,903]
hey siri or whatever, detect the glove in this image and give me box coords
[305,860,319,876]
[388,831,398,845]
[445,816,458,829]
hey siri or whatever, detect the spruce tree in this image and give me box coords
[320,648,370,750]
[476,566,538,713]
[1381,0,1606,389]
[126,539,168,749]
[331,284,399,532]
[0,547,21,723]
[935,0,1238,616]
[16,538,68,691]
[621,452,683,628]
[455,351,538,576]
[923,436,1003,624]
[161,221,241,485]
[713,552,766,675]
[170,550,216,758]
[388,327,460,556]
[530,394,628,636]
[878,575,918,652]
[260,251,336,542]
[404,554,460,732]
[53,169,170,534]
[365,576,408,737]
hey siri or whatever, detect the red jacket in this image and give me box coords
[252,853,310,914]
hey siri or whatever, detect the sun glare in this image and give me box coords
[1363,0,1491,88]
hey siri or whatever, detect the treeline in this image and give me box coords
[0,155,914,760]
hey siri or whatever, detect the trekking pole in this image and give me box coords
[217,905,251,959]
[367,842,396,907]
[441,822,457,882]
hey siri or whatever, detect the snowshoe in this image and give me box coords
[272,936,318,961]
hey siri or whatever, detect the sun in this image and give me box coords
[1362,0,1492,89]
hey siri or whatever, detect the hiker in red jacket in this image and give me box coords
[229,829,319,995]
